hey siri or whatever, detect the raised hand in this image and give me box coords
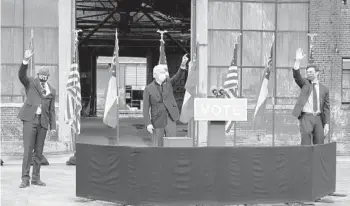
[295,48,306,62]
[24,50,34,61]
[180,54,190,69]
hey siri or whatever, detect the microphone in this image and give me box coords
[218,89,226,97]
[212,88,218,97]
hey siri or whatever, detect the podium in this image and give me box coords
[194,97,247,146]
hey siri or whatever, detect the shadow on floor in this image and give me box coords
[77,117,188,146]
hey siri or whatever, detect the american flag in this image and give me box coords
[65,63,82,134]
[223,43,239,133]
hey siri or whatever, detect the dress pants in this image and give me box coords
[152,115,176,147]
[22,115,47,181]
[299,113,324,145]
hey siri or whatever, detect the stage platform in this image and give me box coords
[76,141,337,205]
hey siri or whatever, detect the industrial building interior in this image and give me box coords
[76,0,191,117]
[75,0,191,142]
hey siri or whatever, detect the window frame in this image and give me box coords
[232,0,310,104]
[341,58,350,105]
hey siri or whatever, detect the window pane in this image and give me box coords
[1,0,23,27]
[208,31,241,67]
[208,66,242,96]
[242,68,266,104]
[276,32,308,67]
[1,28,24,64]
[343,59,350,70]
[1,64,24,97]
[208,1,240,29]
[243,3,275,30]
[342,72,350,89]
[23,28,59,64]
[242,32,275,67]
[342,89,350,103]
[276,68,306,104]
[24,0,58,27]
[277,3,308,31]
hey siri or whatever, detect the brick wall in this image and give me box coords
[0,104,59,141]
[309,0,350,154]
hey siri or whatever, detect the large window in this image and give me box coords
[342,58,350,105]
[208,0,309,105]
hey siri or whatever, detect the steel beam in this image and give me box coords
[77,22,190,29]
[142,10,189,53]
[76,12,110,19]
[98,0,118,22]
[79,5,119,45]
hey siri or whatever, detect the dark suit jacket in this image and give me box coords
[143,68,186,128]
[18,63,56,130]
[292,69,330,126]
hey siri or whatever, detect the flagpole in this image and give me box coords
[271,34,276,147]
[73,29,81,152]
[114,29,120,145]
[30,29,35,77]
[233,33,241,147]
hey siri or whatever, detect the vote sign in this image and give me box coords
[194,98,248,121]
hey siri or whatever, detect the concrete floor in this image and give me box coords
[1,117,350,206]
[76,116,188,146]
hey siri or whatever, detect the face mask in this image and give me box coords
[158,73,167,82]
[38,75,48,82]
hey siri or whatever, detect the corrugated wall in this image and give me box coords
[1,0,59,103]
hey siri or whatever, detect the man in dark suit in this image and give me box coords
[143,54,189,147]
[292,48,332,145]
[18,50,56,188]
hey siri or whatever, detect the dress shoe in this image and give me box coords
[19,180,30,188]
[31,180,46,186]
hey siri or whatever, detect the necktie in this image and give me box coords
[312,83,318,112]
[41,82,46,95]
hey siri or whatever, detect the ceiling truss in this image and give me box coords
[76,0,191,50]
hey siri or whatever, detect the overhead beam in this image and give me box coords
[82,40,191,49]
[76,12,110,19]
[79,5,119,45]
[77,22,190,29]
[142,10,189,53]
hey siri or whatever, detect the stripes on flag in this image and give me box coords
[223,45,239,133]
[65,63,82,134]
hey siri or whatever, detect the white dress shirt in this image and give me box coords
[302,80,321,113]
